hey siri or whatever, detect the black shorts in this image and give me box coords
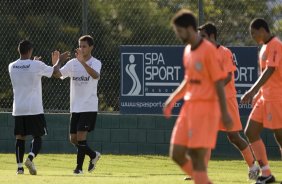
[14,114,48,136]
[70,112,97,134]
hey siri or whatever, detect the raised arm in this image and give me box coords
[76,48,100,79]
[52,51,71,78]
[241,66,275,104]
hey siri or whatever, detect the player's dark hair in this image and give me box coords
[79,35,94,46]
[250,18,270,33]
[18,40,33,55]
[172,9,197,31]
[198,22,217,40]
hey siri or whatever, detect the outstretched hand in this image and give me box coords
[33,56,42,61]
[163,101,174,119]
[240,90,255,104]
[52,50,71,66]
[75,48,84,62]
[59,51,71,63]
[52,51,60,66]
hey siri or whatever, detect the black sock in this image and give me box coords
[76,144,85,170]
[16,139,25,164]
[77,140,96,159]
[29,136,42,161]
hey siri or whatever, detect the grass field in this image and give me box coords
[0,154,281,184]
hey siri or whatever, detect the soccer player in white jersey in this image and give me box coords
[53,35,102,174]
[8,40,69,175]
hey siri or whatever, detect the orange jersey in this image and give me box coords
[183,39,226,101]
[217,45,237,98]
[259,37,282,101]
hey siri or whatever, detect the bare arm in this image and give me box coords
[215,79,233,130]
[163,78,188,118]
[52,51,70,78]
[75,48,100,79]
[241,66,275,104]
[223,72,232,86]
[79,61,100,79]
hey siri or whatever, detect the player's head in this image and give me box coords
[78,35,94,57]
[249,18,270,44]
[171,9,197,44]
[198,22,217,41]
[18,40,33,56]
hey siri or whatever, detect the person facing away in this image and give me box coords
[52,35,102,174]
[241,18,282,184]
[163,9,233,184]
[197,22,260,181]
[8,40,69,175]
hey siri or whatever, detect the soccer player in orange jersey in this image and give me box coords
[241,18,282,184]
[163,10,233,184]
[198,22,260,180]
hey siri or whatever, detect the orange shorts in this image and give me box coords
[219,97,242,131]
[249,98,282,129]
[170,100,220,149]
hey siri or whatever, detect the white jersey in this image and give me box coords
[60,57,102,112]
[8,59,53,116]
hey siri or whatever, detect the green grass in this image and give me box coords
[0,154,281,184]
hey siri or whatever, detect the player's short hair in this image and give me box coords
[198,22,217,40]
[172,9,197,31]
[79,35,94,46]
[250,18,270,33]
[18,40,33,55]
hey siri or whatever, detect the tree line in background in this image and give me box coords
[0,0,281,112]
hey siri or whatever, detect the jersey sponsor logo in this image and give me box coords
[188,79,201,84]
[72,76,90,81]
[13,64,30,69]
[121,52,181,97]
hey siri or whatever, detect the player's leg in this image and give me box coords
[15,135,25,174]
[245,120,275,183]
[273,128,282,160]
[226,131,259,179]
[24,114,47,175]
[14,116,26,174]
[170,144,193,177]
[170,105,193,178]
[70,113,84,174]
[189,148,211,184]
[76,112,100,173]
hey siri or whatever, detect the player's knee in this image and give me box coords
[244,128,251,140]
[274,131,282,146]
[70,137,77,145]
[227,133,239,144]
[170,150,185,165]
[33,136,42,143]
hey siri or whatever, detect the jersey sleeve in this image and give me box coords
[224,48,237,73]
[38,61,54,78]
[266,41,282,67]
[60,59,73,79]
[206,46,227,82]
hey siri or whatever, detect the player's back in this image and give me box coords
[8,59,53,115]
[217,45,237,99]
